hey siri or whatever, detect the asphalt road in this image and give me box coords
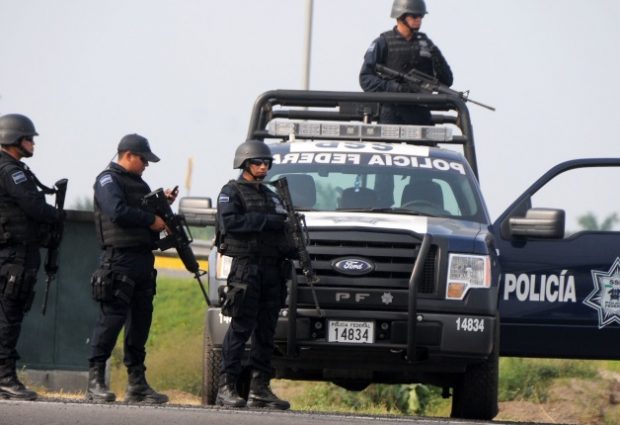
[0,399,556,425]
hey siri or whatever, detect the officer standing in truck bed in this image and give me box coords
[359,0,453,125]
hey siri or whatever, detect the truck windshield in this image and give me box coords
[268,150,487,223]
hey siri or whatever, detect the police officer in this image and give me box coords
[359,0,453,125]
[216,139,292,410]
[86,134,176,404]
[0,113,61,400]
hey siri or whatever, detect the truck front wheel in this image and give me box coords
[202,325,221,405]
[450,320,499,420]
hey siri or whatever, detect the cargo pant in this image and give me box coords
[88,248,156,368]
[221,256,286,379]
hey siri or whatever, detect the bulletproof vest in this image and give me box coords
[381,30,434,76]
[220,181,289,257]
[94,167,154,249]
[0,155,46,245]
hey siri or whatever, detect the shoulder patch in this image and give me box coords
[366,41,376,53]
[99,174,113,187]
[218,194,230,203]
[11,171,27,185]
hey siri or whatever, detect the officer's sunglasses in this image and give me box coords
[405,13,424,19]
[248,158,272,167]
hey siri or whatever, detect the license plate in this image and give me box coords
[327,320,375,344]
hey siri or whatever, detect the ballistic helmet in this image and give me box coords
[390,0,427,18]
[233,139,273,169]
[0,114,39,146]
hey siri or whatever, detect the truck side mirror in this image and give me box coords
[508,208,565,239]
[178,197,216,227]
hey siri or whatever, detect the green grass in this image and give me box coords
[109,276,206,396]
[106,279,620,416]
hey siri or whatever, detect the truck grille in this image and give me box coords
[295,229,437,294]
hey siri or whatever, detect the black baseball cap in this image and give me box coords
[117,133,160,163]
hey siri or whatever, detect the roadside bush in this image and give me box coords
[499,357,598,402]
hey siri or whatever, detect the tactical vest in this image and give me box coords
[0,156,46,245]
[381,30,434,76]
[220,181,290,258]
[94,168,154,249]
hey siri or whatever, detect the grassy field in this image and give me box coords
[102,276,620,424]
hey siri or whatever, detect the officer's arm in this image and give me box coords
[94,174,155,228]
[2,169,60,223]
[359,36,401,93]
[426,37,454,87]
[217,186,266,233]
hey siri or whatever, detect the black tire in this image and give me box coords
[451,318,499,420]
[202,316,221,405]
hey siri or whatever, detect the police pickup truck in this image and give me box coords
[180,90,620,420]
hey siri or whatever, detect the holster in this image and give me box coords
[220,283,248,318]
[0,263,37,312]
[90,268,135,304]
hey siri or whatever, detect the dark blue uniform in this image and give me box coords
[217,177,291,379]
[359,27,453,125]
[88,162,158,368]
[0,151,59,363]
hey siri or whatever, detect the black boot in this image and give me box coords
[215,374,246,408]
[247,370,289,410]
[0,359,37,401]
[85,362,116,402]
[125,365,168,404]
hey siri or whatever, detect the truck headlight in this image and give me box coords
[445,254,491,300]
[215,253,233,280]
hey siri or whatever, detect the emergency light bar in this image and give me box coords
[266,119,453,143]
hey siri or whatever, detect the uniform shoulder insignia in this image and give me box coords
[11,170,27,185]
[99,174,114,187]
[218,194,230,204]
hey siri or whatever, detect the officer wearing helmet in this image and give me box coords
[85,133,176,404]
[215,139,293,410]
[359,0,453,125]
[0,113,62,400]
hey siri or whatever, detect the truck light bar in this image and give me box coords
[267,119,453,142]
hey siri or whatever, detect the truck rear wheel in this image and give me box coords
[450,320,499,420]
[202,320,221,405]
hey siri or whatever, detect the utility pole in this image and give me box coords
[302,0,314,90]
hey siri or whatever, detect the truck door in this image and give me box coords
[491,159,620,359]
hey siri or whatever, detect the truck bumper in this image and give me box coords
[206,308,495,372]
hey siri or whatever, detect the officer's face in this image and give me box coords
[20,138,35,157]
[126,151,149,175]
[403,13,423,30]
[244,158,270,181]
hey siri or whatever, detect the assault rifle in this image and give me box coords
[269,177,323,317]
[376,64,496,111]
[41,178,68,315]
[143,188,211,306]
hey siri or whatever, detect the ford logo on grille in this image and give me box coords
[332,257,375,276]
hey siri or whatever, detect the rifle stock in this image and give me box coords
[143,188,211,306]
[376,64,496,111]
[41,178,68,315]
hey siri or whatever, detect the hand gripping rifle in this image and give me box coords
[143,188,211,306]
[41,178,68,315]
[269,177,323,317]
[375,64,496,112]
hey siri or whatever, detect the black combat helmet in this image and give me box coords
[390,0,427,18]
[0,114,39,146]
[233,139,273,169]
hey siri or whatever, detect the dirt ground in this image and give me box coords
[496,373,620,425]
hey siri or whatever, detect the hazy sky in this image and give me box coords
[1,0,619,222]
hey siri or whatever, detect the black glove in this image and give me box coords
[398,81,421,93]
[264,214,286,231]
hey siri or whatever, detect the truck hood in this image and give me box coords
[304,211,484,238]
